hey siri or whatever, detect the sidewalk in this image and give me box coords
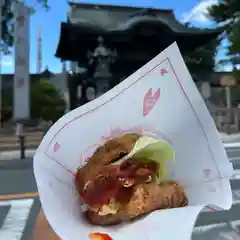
[0,149,36,161]
[0,132,240,161]
[0,132,43,152]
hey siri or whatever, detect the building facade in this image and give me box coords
[55,2,223,110]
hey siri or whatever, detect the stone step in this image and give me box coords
[0,131,44,137]
[0,132,43,151]
[0,141,40,151]
[0,135,43,143]
[0,131,43,140]
[0,138,41,146]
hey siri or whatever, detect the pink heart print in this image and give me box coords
[143,88,160,117]
[53,142,60,152]
[160,68,168,76]
[203,168,212,178]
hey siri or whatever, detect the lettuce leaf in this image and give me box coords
[133,138,174,184]
[113,136,174,184]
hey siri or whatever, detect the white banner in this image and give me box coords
[13,2,30,120]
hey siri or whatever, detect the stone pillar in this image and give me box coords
[96,77,111,95]
[201,82,211,100]
[237,106,240,131]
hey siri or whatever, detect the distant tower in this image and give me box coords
[37,26,42,73]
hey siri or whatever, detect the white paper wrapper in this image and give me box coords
[34,42,233,240]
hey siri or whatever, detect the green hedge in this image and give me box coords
[1,79,66,123]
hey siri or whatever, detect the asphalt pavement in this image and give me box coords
[192,145,240,240]
[0,145,240,240]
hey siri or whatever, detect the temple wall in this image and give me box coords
[48,69,239,133]
[48,73,70,112]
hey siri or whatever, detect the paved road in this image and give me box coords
[0,159,39,240]
[0,145,240,240]
[192,145,240,240]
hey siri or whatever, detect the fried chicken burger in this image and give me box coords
[75,133,188,226]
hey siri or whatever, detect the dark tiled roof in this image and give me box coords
[67,1,223,35]
[56,22,221,61]
[40,67,55,78]
[69,1,172,13]
[56,3,222,61]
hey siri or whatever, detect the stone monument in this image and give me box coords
[87,36,117,95]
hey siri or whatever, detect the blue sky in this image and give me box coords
[1,0,227,74]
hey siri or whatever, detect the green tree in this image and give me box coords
[0,80,66,123]
[208,0,240,70]
[1,0,49,51]
[184,39,219,74]
[31,80,66,122]
[0,90,12,122]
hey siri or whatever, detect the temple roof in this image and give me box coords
[67,2,222,35]
[55,2,223,62]
[40,67,55,78]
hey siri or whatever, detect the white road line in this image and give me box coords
[224,142,240,148]
[0,198,34,240]
[231,170,240,180]
[201,189,240,214]
[193,220,240,233]
[225,189,240,205]
[194,189,240,233]
[196,170,240,212]
[0,150,36,161]
[0,197,239,238]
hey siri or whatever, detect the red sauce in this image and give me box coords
[118,159,158,186]
[89,232,113,240]
[76,159,158,206]
[115,187,134,204]
[82,177,120,205]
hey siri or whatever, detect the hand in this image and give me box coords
[31,209,61,240]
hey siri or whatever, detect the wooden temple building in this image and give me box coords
[55,2,223,110]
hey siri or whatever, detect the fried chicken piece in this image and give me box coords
[90,133,140,166]
[86,181,188,226]
[76,134,188,226]
[76,133,140,192]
